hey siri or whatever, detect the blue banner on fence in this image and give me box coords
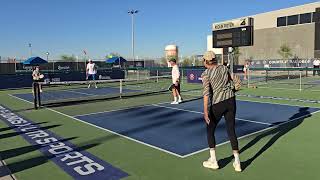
[186,69,204,84]
[0,105,129,180]
[0,69,125,89]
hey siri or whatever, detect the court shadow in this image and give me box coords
[0,124,61,139]
[10,107,39,113]
[0,122,48,133]
[218,107,312,171]
[5,142,99,175]
[0,137,77,160]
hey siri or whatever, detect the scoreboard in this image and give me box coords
[212,17,254,48]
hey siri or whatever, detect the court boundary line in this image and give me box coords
[8,94,185,158]
[182,109,320,158]
[182,92,320,108]
[73,97,202,117]
[61,89,97,96]
[152,104,273,126]
[8,94,320,159]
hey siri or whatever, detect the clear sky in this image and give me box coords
[0,0,319,60]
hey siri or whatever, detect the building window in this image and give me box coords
[300,13,312,24]
[277,16,287,27]
[287,15,299,25]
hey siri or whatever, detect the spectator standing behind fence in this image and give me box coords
[313,59,320,76]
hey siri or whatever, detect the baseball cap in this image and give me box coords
[203,51,216,61]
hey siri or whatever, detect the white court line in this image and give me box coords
[61,89,97,96]
[9,93,320,159]
[183,92,320,108]
[74,97,202,117]
[238,98,320,108]
[182,109,320,158]
[152,104,273,126]
[254,86,320,92]
[74,105,149,117]
[8,94,184,158]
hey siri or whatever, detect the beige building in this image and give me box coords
[207,2,320,65]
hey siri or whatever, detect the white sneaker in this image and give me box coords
[40,89,43,93]
[233,162,242,172]
[171,101,179,105]
[203,159,219,170]
[178,99,182,103]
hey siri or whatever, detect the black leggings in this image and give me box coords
[206,97,239,150]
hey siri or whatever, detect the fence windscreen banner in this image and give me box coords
[186,69,204,84]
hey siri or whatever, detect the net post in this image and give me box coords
[247,67,250,88]
[181,68,183,85]
[299,70,302,91]
[33,82,38,110]
[156,70,159,83]
[120,79,123,99]
[137,69,140,80]
[266,69,268,83]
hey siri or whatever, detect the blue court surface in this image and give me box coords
[74,99,320,157]
[13,86,140,102]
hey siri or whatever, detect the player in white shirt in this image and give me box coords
[243,61,249,80]
[313,59,320,76]
[86,59,98,88]
[169,58,182,104]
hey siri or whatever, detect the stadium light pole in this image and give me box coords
[128,9,139,66]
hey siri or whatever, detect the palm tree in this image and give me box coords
[233,47,241,65]
[278,44,293,60]
[60,54,76,62]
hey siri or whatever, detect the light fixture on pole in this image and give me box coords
[28,43,32,57]
[45,52,50,61]
[128,9,139,66]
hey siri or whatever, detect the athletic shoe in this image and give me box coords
[233,162,242,172]
[171,101,179,105]
[203,158,219,170]
[40,89,43,93]
[178,99,182,103]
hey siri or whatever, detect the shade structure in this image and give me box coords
[23,57,48,65]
